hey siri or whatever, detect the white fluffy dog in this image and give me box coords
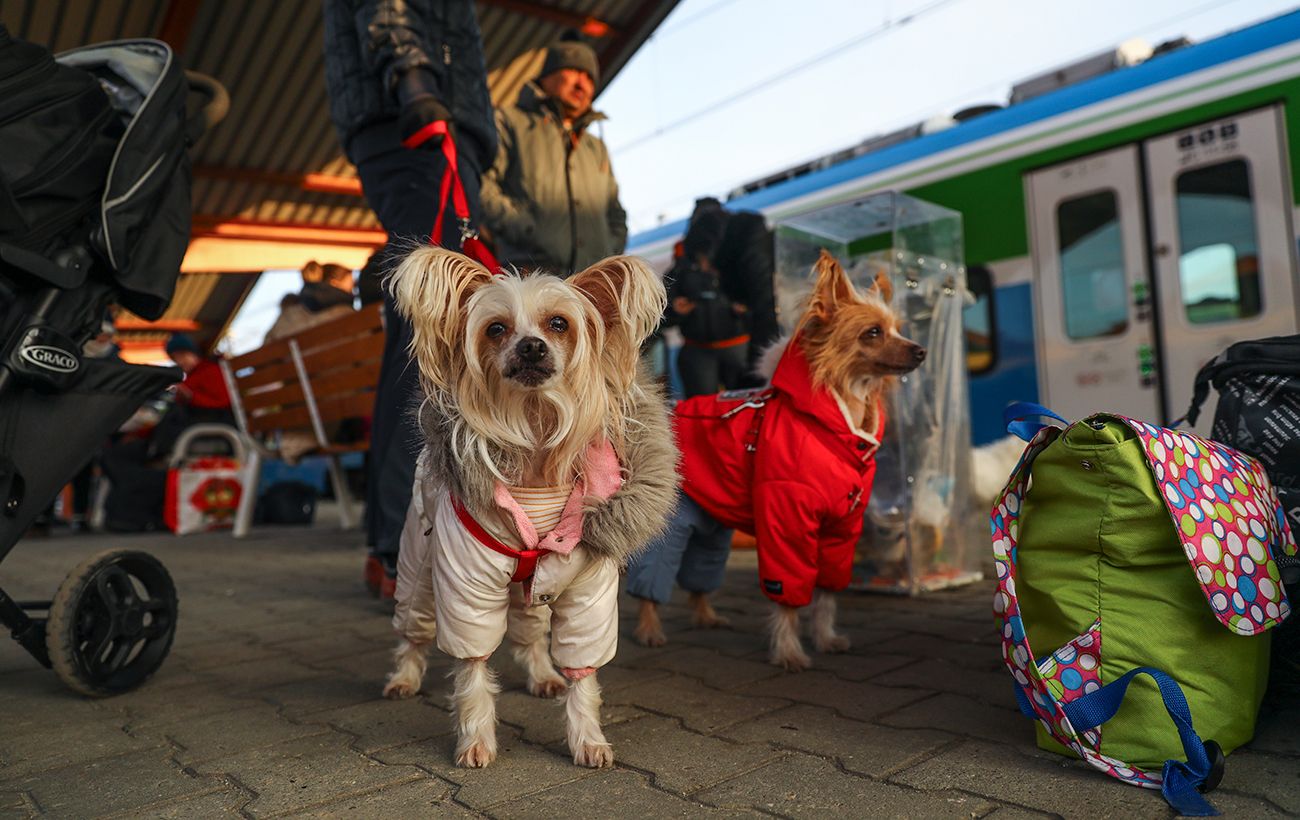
[381,247,677,769]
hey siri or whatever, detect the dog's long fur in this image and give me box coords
[418,363,679,565]
[386,247,676,767]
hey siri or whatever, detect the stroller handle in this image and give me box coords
[184,70,229,144]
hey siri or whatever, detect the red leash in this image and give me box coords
[403,120,501,272]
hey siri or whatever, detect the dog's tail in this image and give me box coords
[385,245,494,392]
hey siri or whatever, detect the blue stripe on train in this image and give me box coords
[970,283,1038,445]
[628,10,1300,251]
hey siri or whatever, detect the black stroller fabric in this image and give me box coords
[0,358,180,557]
[0,23,119,286]
[58,39,191,320]
[0,27,191,319]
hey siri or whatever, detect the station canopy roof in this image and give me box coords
[2,0,676,358]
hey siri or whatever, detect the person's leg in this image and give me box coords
[678,345,720,398]
[356,147,484,587]
[717,343,750,391]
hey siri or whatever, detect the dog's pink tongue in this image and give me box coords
[562,666,596,681]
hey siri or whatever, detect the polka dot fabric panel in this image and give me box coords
[1116,416,1298,636]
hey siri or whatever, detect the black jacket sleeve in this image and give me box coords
[354,0,438,99]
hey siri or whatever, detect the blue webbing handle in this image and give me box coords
[1003,401,1068,442]
[1060,667,1220,816]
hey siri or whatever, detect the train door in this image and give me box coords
[1144,106,1299,433]
[1026,145,1162,422]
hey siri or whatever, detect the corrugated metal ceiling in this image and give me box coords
[1,0,674,229]
[1,0,676,351]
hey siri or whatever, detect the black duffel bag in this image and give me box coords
[255,481,318,526]
[1184,334,1300,533]
[1183,333,1300,698]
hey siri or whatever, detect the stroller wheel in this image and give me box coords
[45,549,178,697]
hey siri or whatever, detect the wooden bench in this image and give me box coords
[220,302,385,536]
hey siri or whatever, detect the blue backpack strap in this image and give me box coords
[1060,667,1224,817]
[1003,401,1068,442]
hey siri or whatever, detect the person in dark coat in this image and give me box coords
[713,209,779,385]
[323,0,496,595]
[665,201,751,396]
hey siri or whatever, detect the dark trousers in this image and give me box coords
[678,341,750,398]
[356,145,484,559]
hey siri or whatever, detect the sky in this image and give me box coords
[221,0,1299,354]
[597,0,1300,237]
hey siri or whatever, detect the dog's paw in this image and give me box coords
[633,623,667,648]
[772,648,812,672]
[382,677,420,699]
[691,610,731,630]
[813,633,851,654]
[456,740,497,768]
[528,676,568,699]
[572,742,614,768]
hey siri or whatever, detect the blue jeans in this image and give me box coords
[625,493,733,604]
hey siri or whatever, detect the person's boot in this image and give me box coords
[379,554,398,600]
[364,554,384,597]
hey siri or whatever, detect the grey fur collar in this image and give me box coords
[415,367,679,566]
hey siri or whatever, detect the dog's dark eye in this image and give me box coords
[860,326,882,342]
[548,316,569,333]
[486,322,507,338]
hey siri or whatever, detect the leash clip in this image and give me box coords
[720,398,768,420]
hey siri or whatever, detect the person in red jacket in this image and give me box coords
[99,334,237,531]
[164,334,233,417]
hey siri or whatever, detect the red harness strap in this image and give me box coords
[402,121,501,272]
[450,495,546,583]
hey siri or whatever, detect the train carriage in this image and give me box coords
[628,10,1300,444]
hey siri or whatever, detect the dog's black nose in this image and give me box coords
[517,336,548,363]
[913,346,927,363]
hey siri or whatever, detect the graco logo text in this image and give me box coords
[19,345,78,374]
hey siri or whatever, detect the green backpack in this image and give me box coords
[992,405,1297,816]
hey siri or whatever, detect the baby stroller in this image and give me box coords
[0,24,227,695]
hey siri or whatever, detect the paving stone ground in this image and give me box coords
[1,508,1296,818]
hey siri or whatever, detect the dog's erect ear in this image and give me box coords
[570,255,667,345]
[869,269,894,304]
[808,249,855,322]
[386,245,494,388]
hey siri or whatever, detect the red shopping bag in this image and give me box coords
[164,456,243,534]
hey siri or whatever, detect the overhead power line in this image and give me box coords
[613,0,967,154]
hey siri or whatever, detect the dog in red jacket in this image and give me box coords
[625,250,926,670]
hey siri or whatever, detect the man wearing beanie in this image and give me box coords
[481,37,628,275]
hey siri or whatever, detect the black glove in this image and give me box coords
[400,94,454,148]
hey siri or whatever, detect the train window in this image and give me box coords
[1175,159,1262,324]
[1057,190,1129,340]
[964,265,996,374]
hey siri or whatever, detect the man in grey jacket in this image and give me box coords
[481,39,628,276]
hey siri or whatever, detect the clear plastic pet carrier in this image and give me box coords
[774,191,980,594]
